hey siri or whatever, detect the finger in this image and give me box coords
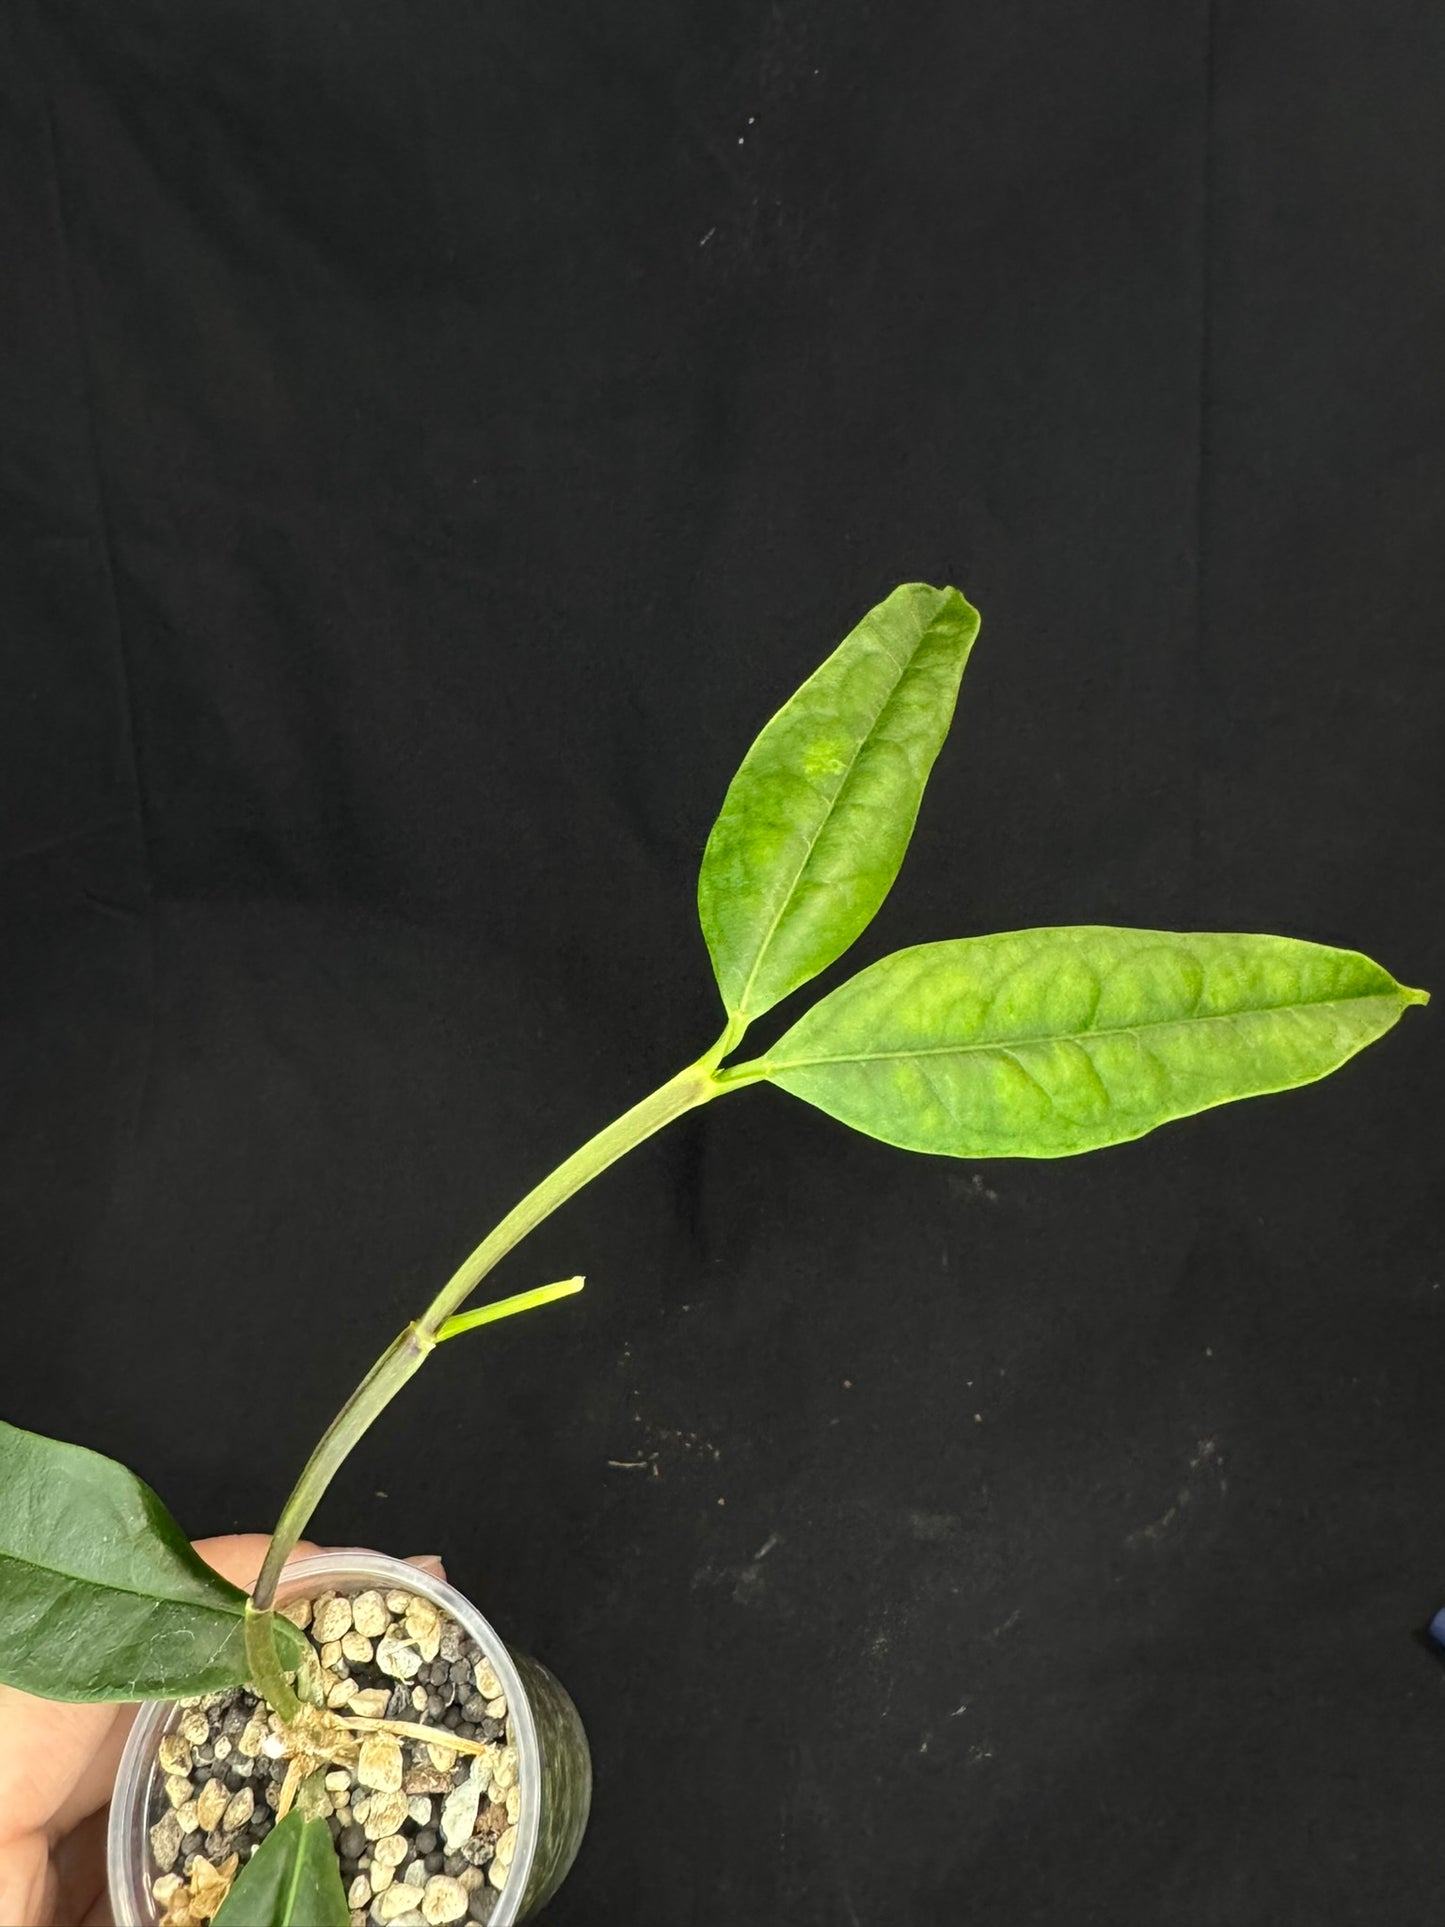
[46,1703,135,1841]
[191,1534,323,1593]
[0,1694,127,1844]
[0,1830,50,1927]
[52,1805,109,1927]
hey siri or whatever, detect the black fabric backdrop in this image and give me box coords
[3,4,1443,1923]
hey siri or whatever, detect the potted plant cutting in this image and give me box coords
[0,584,1427,1926]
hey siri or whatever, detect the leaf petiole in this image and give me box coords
[708,1056,769,1090]
[436,1276,585,1342]
[697,1012,750,1072]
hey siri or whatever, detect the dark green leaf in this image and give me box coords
[759,927,1426,1157]
[0,1420,304,1701]
[698,582,980,1025]
[212,1810,350,1927]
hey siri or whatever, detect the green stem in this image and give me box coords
[248,1050,730,1637]
[251,1324,435,1616]
[415,1056,721,1335]
[244,1602,303,1723]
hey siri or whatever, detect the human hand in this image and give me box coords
[0,1536,445,1927]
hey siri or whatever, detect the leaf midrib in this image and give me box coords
[767,989,1405,1072]
[0,1545,238,1616]
[281,1821,309,1924]
[733,628,921,1018]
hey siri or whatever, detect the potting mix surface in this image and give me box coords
[145,1586,516,1926]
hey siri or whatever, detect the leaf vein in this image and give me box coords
[0,1548,239,1616]
[768,990,1404,1072]
[734,637,911,1017]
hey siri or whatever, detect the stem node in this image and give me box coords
[246,1051,744,1664]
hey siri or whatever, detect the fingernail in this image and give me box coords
[406,1554,447,1578]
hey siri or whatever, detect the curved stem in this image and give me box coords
[251,1324,434,1614]
[698,1010,749,1072]
[413,1059,717,1336]
[249,1050,730,1630]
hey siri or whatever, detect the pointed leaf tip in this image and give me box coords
[761,928,1423,1159]
[213,1810,349,1926]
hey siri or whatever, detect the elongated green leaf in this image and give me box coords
[758,928,1427,1157]
[698,582,981,1025]
[213,1810,350,1927]
[0,1420,304,1701]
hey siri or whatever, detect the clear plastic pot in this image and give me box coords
[108,1550,591,1925]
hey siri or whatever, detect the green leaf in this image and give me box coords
[698,582,981,1026]
[213,1810,350,1927]
[0,1420,305,1701]
[756,927,1427,1157]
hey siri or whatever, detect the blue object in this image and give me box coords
[1430,1607,1445,1648]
